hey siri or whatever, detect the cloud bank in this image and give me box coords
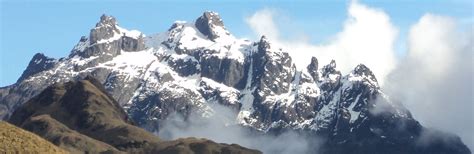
[158,104,319,154]
[384,14,473,150]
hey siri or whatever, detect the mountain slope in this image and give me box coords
[20,114,120,153]
[0,121,67,154]
[7,77,261,153]
[0,11,470,153]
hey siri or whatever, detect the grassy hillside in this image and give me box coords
[0,121,67,154]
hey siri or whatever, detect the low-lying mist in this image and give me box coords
[156,104,322,154]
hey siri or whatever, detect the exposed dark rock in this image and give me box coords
[253,35,294,96]
[195,11,229,41]
[163,22,185,51]
[321,60,338,78]
[322,101,470,154]
[201,55,249,89]
[168,55,201,76]
[246,35,298,129]
[121,35,146,52]
[319,60,342,103]
[128,83,208,132]
[198,79,241,110]
[0,79,50,120]
[17,53,56,82]
[69,14,146,71]
[103,71,142,106]
[90,14,119,44]
[307,56,319,81]
[352,64,378,85]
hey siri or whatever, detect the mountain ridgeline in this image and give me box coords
[0,11,470,153]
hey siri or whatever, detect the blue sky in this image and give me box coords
[0,0,472,86]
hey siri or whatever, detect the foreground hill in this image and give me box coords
[8,77,261,154]
[0,121,67,154]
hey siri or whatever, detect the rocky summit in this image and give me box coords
[0,11,471,154]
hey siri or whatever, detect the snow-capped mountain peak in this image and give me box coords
[0,11,470,154]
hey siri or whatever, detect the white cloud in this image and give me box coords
[407,14,459,75]
[245,8,279,41]
[245,1,398,85]
[384,14,474,150]
[158,104,319,154]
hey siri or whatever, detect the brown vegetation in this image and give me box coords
[0,121,67,154]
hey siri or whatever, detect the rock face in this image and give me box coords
[1,12,470,154]
[8,77,261,154]
[307,57,319,81]
[200,54,249,89]
[70,14,145,71]
[90,14,120,44]
[17,53,57,83]
[195,11,229,41]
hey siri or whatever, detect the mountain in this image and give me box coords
[8,77,261,153]
[0,121,67,154]
[0,11,470,153]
